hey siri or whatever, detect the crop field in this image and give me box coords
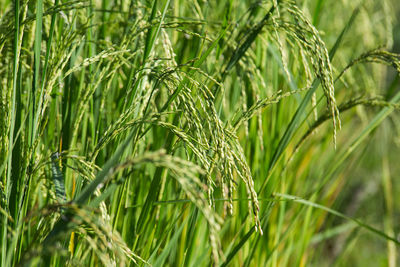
[1,0,400,266]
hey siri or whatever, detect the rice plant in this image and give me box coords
[1,0,399,266]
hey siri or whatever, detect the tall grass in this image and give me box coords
[1,0,399,266]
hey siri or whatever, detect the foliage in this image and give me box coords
[1,0,399,266]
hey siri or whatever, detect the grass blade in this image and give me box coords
[276,193,400,245]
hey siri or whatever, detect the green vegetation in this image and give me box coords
[1,0,400,266]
